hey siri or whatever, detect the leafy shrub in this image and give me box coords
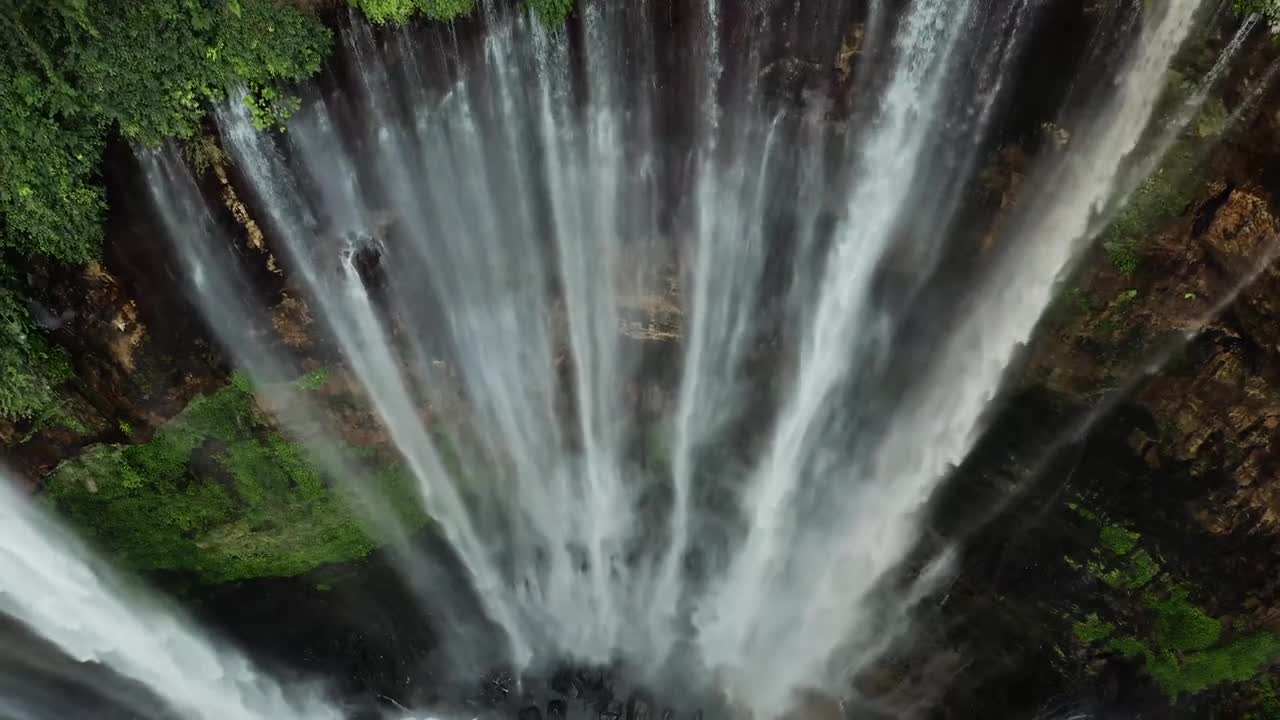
[0,0,331,264]
[1235,0,1280,30]
[0,287,74,421]
[528,0,574,25]
[44,376,428,582]
[1100,143,1200,276]
[353,0,476,24]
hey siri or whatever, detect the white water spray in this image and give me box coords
[121,0,1227,714]
[0,472,341,720]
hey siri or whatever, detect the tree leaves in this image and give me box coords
[0,0,331,263]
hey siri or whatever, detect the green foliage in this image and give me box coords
[1050,286,1094,323]
[67,0,329,143]
[1197,97,1230,138]
[1149,586,1222,653]
[1099,524,1141,555]
[527,0,574,25]
[351,0,476,24]
[0,0,331,263]
[1099,97,1203,276]
[182,132,225,174]
[1114,289,1140,307]
[1089,549,1160,591]
[0,55,107,262]
[1139,631,1280,699]
[0,287,74,421]
[1068,509,1280,700]
[229,368,255,394]
[296,366,329,391]
[1108,636,1147,658]
[1104,237,1141,276]
[1084,519,1158,589]
[1235,0,1280,29]
[1098,604,1280,699]
[44,376,428,583]
[1074,613,1116,644]
[1249,677,1280,720]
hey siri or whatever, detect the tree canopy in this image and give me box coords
[0,0,331,264]
[1235,0,1280,29]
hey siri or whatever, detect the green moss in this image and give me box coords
[0,286,75,421]
[1103,631,1280,699]
[44,377,429,584]
[1099,524,1141,556]
[1068,499,1099,522]
[1249,677,1280,720]
[1075,576,1280,699]
[1065,504,1280,700]
[1235,1,1280,31]
[1074,613,1116,643]
[1108,635,1147,658]
[1100,142,1201,276]
[1089,548,1159,591]
[527,0,574,25]
[1197,97,1229,139]
[296,367,329,391]
[1176,635,1280,696]
[1149,586,1222,652]
[351,0,476,24]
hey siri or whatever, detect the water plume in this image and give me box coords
[124,0,1226,714]
[0,471,341,720]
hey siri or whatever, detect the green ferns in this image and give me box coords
[44,374,427,583]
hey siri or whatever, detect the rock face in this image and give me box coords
[912,83,1280,715]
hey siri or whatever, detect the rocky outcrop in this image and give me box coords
[930,81,1280,715]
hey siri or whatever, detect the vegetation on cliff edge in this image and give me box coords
[0,0,331,265]
[1067,506,1280,704]
[0,283,74,422]
[0,0,332,422]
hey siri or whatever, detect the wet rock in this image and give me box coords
[340,232,389,292]
[481,669,515,706]
[1197,187,1280,356]
[270,294,313,349]
[617,292,682,342]
[547,699,567,719]
[27,299,75,331]
[549,669,576,698]
[626,693,653,720]
[598,699,624,720]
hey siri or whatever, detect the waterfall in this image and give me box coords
[0,472,341,720]
[21,0,1225,715]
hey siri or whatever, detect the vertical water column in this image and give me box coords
[0,473,341,720]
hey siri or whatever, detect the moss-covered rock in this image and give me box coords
[43,372,428,584]
[1064,505,1280,704]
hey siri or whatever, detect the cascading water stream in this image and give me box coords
[0,472,341,720]
[13,0,1241,715]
